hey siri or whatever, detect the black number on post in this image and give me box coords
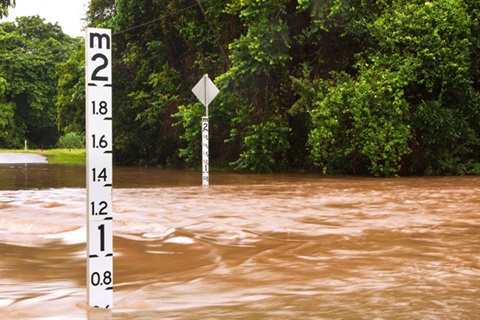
[91,53,109,81]
[91,272,101,286]
[98,224,105,251]
[91,201,108,215]
[91,271,112,286]
[92,101,108,115]
[103,271,112,285]
[92,168,107,182]
[92,134,108,148]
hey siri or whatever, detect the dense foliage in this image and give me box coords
[1,0,479,176]
[0,16,75,148]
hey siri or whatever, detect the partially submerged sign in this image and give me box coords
[192,74,219,186]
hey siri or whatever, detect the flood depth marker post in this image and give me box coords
[85,28,113,308]
[192,74,219,186]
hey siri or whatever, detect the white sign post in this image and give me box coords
[202,116,209,185]
[85,28,113,308]
[192,74,219,186]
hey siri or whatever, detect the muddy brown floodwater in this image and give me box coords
[0,164,479,319]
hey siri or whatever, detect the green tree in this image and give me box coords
[0,0,15,18]
[55,39,85,135]
[215,0,294,172]
[96,0,236,166]
[86,0,116,27]
[372,0,479,175]
[299,0,479,176]
[110,0,191,165]
[0,76,22,146]
[0,16,74,148]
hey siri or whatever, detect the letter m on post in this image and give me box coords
[90,33,111,50]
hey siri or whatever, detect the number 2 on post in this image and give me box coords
[91,53,109,82]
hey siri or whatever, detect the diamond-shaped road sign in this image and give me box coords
[192,74,219,107]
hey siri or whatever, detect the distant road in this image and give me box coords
[0,153,48,164]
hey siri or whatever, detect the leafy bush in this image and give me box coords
[232,119,291,173]
[173,103,204,167]
[56,132,84,149]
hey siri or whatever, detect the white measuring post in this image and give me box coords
[202,116,209,186]
[85,28,113,308]
[192,74,219,186]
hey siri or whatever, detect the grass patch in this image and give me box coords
[1,149,86,164]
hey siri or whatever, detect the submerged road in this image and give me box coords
[0,153,47,164]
